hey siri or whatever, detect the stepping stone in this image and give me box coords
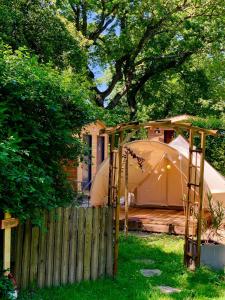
[158,286,181,294]
[134,259,155,264]
[140,269,161,277]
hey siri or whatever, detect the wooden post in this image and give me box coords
[112,150,118,205]
[113,131,123,277]
[184,129,194,266]
[108,133,115,206]
[124,153,129,237]
[3,212,12,275]
[196,132,206,267]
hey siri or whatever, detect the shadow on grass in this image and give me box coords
[18,233,225,300]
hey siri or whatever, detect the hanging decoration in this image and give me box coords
[124,146,145,171]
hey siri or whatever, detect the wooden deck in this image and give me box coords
[119,207,210,235]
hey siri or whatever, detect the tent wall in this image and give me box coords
[135,157,185,207]
[135,158,167,206]
[90,137,225,208]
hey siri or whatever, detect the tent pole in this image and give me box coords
[124,152,129,237]
[184,129,194,266]
[108,133,115,206]
[113,131,123,277]
[196,132,206,267]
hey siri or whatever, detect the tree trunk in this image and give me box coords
[127,91,137,120]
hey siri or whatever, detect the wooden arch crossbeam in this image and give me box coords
[105,118,217,276]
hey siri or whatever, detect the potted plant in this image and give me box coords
[200,193,225,270]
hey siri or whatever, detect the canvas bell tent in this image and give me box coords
[90,135,225,208]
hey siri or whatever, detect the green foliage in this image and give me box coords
[0,267,14,299]
[204,193,225,241]
[0,0,86,70]
[191,117,225,176]
[58,0,225,117]
[1,0,225,118]
[0,43,95,223]
[138,53,225,121]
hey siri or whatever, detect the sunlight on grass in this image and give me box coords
[18,233,225,300]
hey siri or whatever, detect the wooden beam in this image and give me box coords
[3,212,12,275]
[113,131,123,277]
[100,119,217,136]
[124,153,129,237]
[108,133,115,206]
[184,129,194,267]
[196,132,206,267]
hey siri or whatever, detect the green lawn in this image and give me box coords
[19,233,225,300]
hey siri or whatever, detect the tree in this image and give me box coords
[136,52,225,121]
[0,0,85,70]
[0,43,94,223]
[62,0,225,118]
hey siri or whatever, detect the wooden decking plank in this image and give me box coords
[120,207,209,235]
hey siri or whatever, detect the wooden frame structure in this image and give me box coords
[100,119,217,275]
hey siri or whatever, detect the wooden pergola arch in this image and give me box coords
[100,119,217,275]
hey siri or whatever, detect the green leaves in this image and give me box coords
[0,43,95,223]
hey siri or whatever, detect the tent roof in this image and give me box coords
[169,135,225,195]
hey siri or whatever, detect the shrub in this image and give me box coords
[190,117,225,176]
[0,43,95,223]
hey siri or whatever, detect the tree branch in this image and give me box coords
[69,2,80,31]
[81,1,87,35]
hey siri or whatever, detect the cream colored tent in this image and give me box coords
[90,135,225,208]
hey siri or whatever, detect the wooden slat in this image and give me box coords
[53,208,63,286]
[98,207,107,277]
[91,208,100,280]
[61,207,70,284]
[76,207,85,282]
[14,224,24,288]
[21,221,31,289]
[83,208,93,280]
[29,226,40,283]
[13,206,114,288]
[45,210,55,287]
[37,213,47,288]
[68,207,77,283]
[106,207,113,276]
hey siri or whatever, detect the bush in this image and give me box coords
[0,43,95,223]
[191,117,225,176]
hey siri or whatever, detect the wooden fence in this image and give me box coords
[12,207,113,289]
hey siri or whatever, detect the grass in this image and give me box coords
[18,233,225,300]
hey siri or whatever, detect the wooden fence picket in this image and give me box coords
[61,208,70,284]
[91,208,100,280]
[68,207,77,283]
[37,214,47,288]
[99,207,107,277]
[52,207,62,286]
[12,206,113,289]
[76,207,85,282]
[83,208,93,280]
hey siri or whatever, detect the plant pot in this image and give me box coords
[201,243,225,270]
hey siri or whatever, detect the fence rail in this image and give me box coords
[12,206,113,289]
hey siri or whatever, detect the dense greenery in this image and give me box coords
[0,1,224,119]
[57,0,225,119]
[191,117,225,176]
[18,234,225,300]
[0,44,94,222]
[0,1,224,221]
[0,0,85,71]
